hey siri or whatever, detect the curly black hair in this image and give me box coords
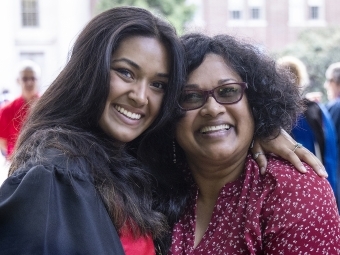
[181,33,303,139]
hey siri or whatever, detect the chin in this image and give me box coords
[119,131,143,143]
[114,135,135,143]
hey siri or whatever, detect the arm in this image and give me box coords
[252,129,327,177]
[0,165,125,255]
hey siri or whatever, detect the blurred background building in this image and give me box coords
[190,0,340,51]
[0,0,339,97]
[0,0,96,97]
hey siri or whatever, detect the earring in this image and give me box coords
[173,140,177,164]
[250,139,254,149]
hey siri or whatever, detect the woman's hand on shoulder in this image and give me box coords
[251,129,327,177]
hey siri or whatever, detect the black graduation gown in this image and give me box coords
[0,149,125,255]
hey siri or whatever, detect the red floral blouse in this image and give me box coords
[170,154,340,254]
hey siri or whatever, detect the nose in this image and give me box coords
[129,81,149,106]
[26,79,35,85]
[200,96,226,117]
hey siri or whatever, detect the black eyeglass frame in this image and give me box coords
[178,82,248,111]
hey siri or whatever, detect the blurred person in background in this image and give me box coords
[324,62,340,209]
[277,56,338,206]
[0,60,40,159]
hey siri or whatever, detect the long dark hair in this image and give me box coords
[10,6,185,243]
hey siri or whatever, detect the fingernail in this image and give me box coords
[323,168,328,178]
[260,167,265,174]
[300,165,307,173]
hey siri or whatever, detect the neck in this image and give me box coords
[187,154,246,201]
[22,93,37,103]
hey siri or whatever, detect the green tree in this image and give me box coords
[96,0,196,34]
[275,27,340,102]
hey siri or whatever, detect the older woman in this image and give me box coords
[152,33,340,254]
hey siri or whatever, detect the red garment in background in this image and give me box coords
[170,154,340,255]
[0,96,31,157]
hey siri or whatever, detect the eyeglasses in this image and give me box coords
[22,77,37,82]
[178,82,248,111]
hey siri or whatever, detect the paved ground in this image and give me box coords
[0,155,10,186]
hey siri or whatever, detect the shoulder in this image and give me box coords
[327,98,340,111]
[265,155,331,194]
[0,149,125,255]
[12,148,94,184]
[0,97,25,115]
[244,156,332,204]
[0,148,97,218]
[259,155,338,217]
[245,155,328,193]
[1,148,97,219]
[242,155,338,215]
[257,157,340,253]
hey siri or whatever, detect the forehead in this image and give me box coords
[187,54,241,88]
[112,36,170,70]
[19,69,37,77]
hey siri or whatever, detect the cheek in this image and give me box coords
[149,94,164,119]
[175,115,193,148]
[108,75,121,97]
[236,99,255,135]
[246,106,255,132]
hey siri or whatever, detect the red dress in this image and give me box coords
[170,154,340,254]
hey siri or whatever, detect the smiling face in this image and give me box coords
[175,54,254,167]
[99,36,170,142]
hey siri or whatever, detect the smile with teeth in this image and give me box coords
[200,124,230,134]
[115,105,141,120]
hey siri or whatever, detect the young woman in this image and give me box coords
[0,7,327,255]
[154,33,340,254]
[0,6,186,255]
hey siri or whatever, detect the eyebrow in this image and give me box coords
[184,79,238,89]
[112,58,139,69]
[218,79,238,85]
[111,58,169,78]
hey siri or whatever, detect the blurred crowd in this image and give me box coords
[277,57,340,207]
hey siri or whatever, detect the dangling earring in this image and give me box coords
[173,140,177,164]
[250,139,254,149]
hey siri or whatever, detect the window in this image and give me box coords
[21,0,39,27]
[309,6,319,20]
[250,7,260,19]
[230,10,242,20]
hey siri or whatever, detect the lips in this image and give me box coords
[114,105,142,120]
[200,124,231,134]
